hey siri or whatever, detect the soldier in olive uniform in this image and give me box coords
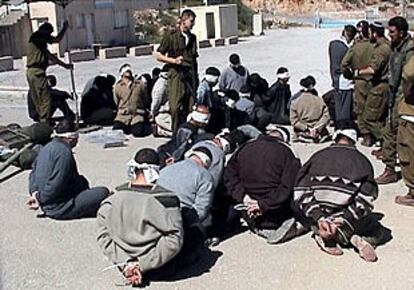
[341,20,374,131]
[155,9,199,134]
[395,49,414,207]
[26,22,73,123]
[375,17,414,184]
[350,22,391,147]
[113,64,150,137]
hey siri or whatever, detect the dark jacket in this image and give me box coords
[29,139,89,217]
[224,135,301,229]
[292,144,378,243]
[157,122,205,164]
[266,81,292,124]
[329,39,349,89]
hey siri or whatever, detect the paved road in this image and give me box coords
[1,28,414,290]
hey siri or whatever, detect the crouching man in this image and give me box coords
[97,148,204,286]
[292,124,380,262]
[26,120,109,219]
[224,125,301,244]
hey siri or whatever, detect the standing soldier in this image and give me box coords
[155,9,199,133]
[375,17,414,184]
[395,43,414,207]
[348,22,391,147]
[341,20,374,134]
[26,21,73,123]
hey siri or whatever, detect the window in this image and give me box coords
[94,0,113,9]
[76,14,85,29]
[114,10,128,29]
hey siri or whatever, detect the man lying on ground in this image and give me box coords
[97,148,204,287]
[224,125,301,244]
[292,123,380,262]
[26,120,109,220]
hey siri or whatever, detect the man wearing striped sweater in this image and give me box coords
[292,124,380,262]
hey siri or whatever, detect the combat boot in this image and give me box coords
[375,166,399,184]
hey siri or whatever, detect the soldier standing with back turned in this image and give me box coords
[26,21,73,124]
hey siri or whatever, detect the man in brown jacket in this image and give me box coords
[113,64,150,137]
[290,76,330,143]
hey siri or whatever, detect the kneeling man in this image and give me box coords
[97,148,203,286]
[224,125,301,244]
[293,125,379,262]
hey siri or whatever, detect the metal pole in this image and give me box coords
[61,3,80,126]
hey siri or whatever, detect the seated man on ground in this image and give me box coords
[97,148,204,287]
[150,67,172,137]
[196,67,221,109]
[28,75,75,123]
[266,67,292,125]
[292,124,380,262]
[157,104,210,166]
[157,147,215,229]
[249,73,273,131]
[219,53,250,93]
[80,74,116,126]
[26,120,109,220]
[224,125,301,244]
[290,75,330,143]
[113,64,151,137]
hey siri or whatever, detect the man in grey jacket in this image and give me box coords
[158,147,214,227]
[26,120,109,219]
[97,148,203,286]
[219,53,249,93]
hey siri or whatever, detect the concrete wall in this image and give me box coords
[189,4,238,42]
[0,13,31,59]
[29,0,168,56]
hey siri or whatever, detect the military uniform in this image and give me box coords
[359,38,391,140]
[157,29,199,133]
[398,54,414,196]
[26,31,54,122]
[382,36,414,169]
[341,39,374,125]
[113,79,150,137]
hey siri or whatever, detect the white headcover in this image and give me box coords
[225,98,236,109]
[204,74,219,84]
[190,110,211,124]
[277,72,290,79]
[185,149,212,169]
[119,64,132,77]
[127,159,160,184]
[333,129,357,143]
[265,124,289,143]
[216,136,231,154]
[52,131,79,139]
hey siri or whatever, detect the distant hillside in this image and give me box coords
[241,0,400,15]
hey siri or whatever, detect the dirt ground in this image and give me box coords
[1,28,414,290]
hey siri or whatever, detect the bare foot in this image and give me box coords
[314,234,343,256]
[350,235,378,262]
